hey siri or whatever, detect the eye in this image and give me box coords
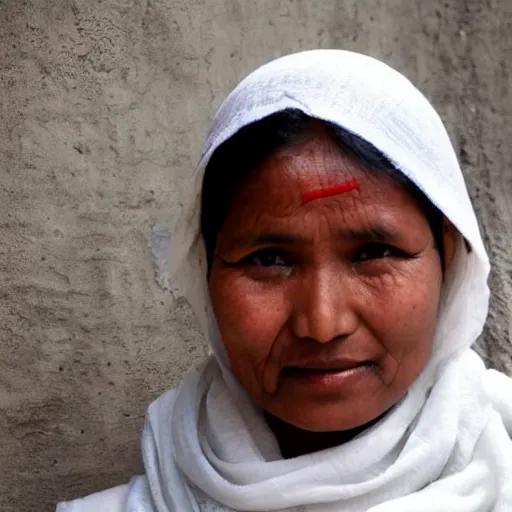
[247,248,290,267]
[353,243,398,263]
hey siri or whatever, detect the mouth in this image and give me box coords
[280,361,377,391]
[283,359,375,374]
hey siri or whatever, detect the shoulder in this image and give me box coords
[56,482,130,512]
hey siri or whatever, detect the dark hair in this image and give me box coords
[201,108,445,272]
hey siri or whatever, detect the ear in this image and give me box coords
[442,218,458,272]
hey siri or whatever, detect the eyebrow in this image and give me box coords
[337,226,401,242]
[231,226,401,248]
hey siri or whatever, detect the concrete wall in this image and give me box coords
[1,1,511,510]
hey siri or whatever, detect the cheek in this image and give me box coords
[209,271,288,379]
[364,258,442,375]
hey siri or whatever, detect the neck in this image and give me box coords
[264,412,386,459]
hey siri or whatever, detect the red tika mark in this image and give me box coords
[301,178,359,204]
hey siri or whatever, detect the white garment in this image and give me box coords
[57,49,512,512]
[56,483,130,512]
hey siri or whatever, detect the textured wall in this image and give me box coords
[0,1,510,511]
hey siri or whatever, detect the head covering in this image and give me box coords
[126,49,512,511]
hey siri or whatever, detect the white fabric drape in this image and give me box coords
[58,49,512,512]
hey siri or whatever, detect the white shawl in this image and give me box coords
[58,50,512,512]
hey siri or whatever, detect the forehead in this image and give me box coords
[225,133,414,222]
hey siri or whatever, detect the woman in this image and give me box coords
[57,50,512,511]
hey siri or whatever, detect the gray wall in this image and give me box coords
[1,1,511,511]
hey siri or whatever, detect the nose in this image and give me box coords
[289,266,359,343]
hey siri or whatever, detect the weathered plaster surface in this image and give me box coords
[0,1,510,510]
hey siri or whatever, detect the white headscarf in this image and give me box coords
[125,50,512,512]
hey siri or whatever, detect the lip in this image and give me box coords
[281,361,375,391]
[286,357,369,372]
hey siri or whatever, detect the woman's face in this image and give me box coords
[208,129,451,432]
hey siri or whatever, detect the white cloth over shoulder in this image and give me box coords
[56,483,131,512]
[58,49,512,512]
